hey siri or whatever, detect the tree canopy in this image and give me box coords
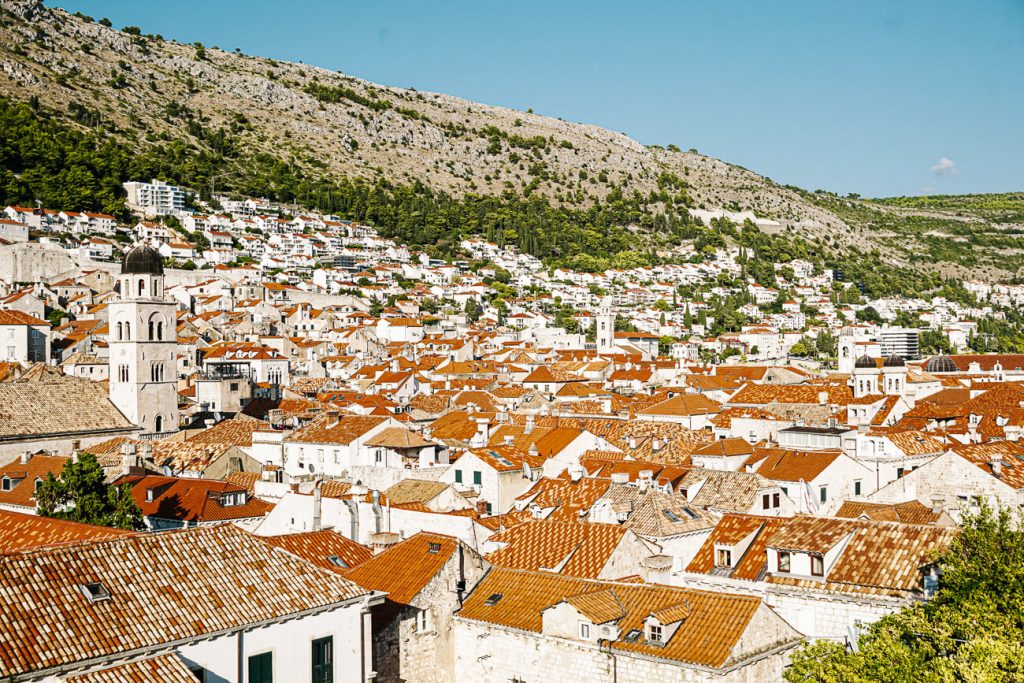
[36,453,145,530]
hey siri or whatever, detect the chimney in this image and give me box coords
[991,455,1003,478]
[422,426,433,441]
[628,435,637,450]
[930,497,945,514]
[145,488,155,503]
[121,442,137,469]
[19,452,30,465]
[504,434,514,446]
[818,391,828,406]
[70,439,81,453]
[475,499,489,516]
[312,479,323,531]
[525,415,535,434]
[652,437,662,452]
[569,465,584,483]
[611,472,630,485]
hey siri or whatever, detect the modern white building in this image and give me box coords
[123,179,187,216]
[107,244,179,436]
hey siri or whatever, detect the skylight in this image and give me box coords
[427,542,442,554]
[623,629,642,643]
[80,582,111,603]
[484,593,503,606]
[662,509,681,523]
[327,555,348,568]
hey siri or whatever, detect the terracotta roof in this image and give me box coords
[486,520,628,578]
[383,478,451,506]
[0,455,67,510]
[185,416,270,447]
[727,383,852,406]
[0,309,48,326]
[0,525,368,679]
[686,514,788,580]
[116,475,273,523]
[745,447,844,482]
[291,414,388,445]
[637,394,722,417]
[64,654,197,683]
[0,509,135,553]
[510,477,612,524]
[459,568,791,669]
[344,532,458,605]
[835,500,946,525]
[678,469,777,513]
[0,379,135,440]
[364,426,435,449]
[258,529,372,571]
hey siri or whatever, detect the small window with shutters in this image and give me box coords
[248,652,272,683]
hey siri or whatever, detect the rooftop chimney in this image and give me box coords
[991,455,1003,478]
[475,499,489,516]
[19,452,30,465]
[611,472,630,485]
[312,479,323,531]
[525,415,535,434]
[569,465,584,483]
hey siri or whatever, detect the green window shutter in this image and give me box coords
[248,652,272,683]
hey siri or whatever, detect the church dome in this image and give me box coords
[854,355,876,369]
[882,353,906,368]
[925,354,957,374]
[121,244,164,275]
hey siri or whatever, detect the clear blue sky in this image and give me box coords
[55,0,1024,198]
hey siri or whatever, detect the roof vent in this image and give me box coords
[80,582,111,603]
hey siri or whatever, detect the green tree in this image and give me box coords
[36,453,144,530]
[464,298,481,323]
[858,305,884,324]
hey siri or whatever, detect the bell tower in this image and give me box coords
[596,296,615,352]
[108,244,179,436]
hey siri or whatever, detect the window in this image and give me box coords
[248,652,272,683]
[819,486,827,504]
[762,494,771,510]
[773,492,780,508]
[579,622,590,639]
[811,555,824,577]
[715,548,732,567]
[648,623,663,644]
[473,471,482,486]
[1,478,12,491]
[80,582,111,603]
[897,467,905,478]
[454,470,462,484]
[854,480,862,496]
[778,551,791,573]
[416,608,431,633]
[311,636,333,683]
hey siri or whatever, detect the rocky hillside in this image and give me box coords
[0,0,1020,280]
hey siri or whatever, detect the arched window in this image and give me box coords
[155,415,163,433]
[124,322,131,340]
[148,320,154,340]
[156,321,163,341]
[117,322,123,340]
[138,278,145,296]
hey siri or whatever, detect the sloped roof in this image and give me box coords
[0,525,369,679]
[258,529,372,571]
[0,379,135,439]
[0,509,135,553]
[459,569,792,669]
[64,654,197,683]
[344,532,458,605]
[485,520,628,578]
[637,394,721,417]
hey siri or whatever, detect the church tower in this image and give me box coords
[108,244,179,436]
[596,296,615,352]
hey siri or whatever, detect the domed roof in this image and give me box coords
[882,353,906,368]
[925,354,957,374]
[854,355,876,369]
[121,244,163,275]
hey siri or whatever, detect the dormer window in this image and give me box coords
[647,623,663,644]
[715,548,732,568]
[1,477,13,491]
[811,555,824,577]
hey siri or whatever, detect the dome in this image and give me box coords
[925,354,957,374]
[121,244,164,275]
[854,355,876,370]
[882,353,906,368]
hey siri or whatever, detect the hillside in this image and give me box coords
[0,0,1020,283]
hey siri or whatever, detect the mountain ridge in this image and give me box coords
[0,0,1021,282]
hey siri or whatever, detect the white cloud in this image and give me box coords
[930,157,957,176]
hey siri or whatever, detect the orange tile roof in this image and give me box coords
[259,529,372,571]
[0,455,67,510]
[745,447,844,482]
[64,653,197,683]
[486,520,627,578]
[291,414,388,445]
[116,475,273,523]
[344,532,458,605]
[0,509,135,553]
[0,525,368,679]
[834,500,946,525]
[638,393,722,417]
[459,568,787,669]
